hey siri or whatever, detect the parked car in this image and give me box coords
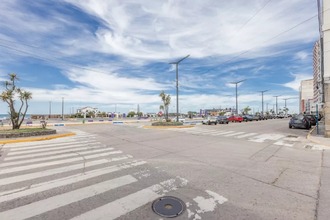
[202,116,218,125]
[289,114,311,129]
[228,115,243,123]
[304,114,316,126]
[217,116,229,124]
[242,115,253,122]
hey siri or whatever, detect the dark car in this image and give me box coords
[242,115,252,122]
[289,114,311,129]
[304,114,317,126]
[217,116,229,124]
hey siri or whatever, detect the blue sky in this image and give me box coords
[0,0,319,115]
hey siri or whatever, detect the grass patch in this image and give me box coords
[152,121,183,126]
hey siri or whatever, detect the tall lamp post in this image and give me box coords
[230,80,245,114]
[49,101,52,119]
[62,97,64,121]
[169,55,190,122]
[273,95,281,115]
[259,90,268,116]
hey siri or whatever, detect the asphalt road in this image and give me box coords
[0,119,328,220]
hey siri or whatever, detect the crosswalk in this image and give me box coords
[165,127,300,146]
[0,131,197,220]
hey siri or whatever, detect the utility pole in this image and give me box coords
[259,90,268,116]
[49,101,52,119]
[62,97,64,120]
[273,95,281,115]
[230,80,245,114]
[169,55,190,122]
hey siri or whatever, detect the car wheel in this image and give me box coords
[226,122,229,124]
[208,122,211,125]
[289,124,292,129]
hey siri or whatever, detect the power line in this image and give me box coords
[238,0,273,32]
[199,10,328,75]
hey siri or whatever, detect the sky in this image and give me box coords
[0,0,320,115]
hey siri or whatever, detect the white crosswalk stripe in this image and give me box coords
[165,127,297,145]
[0,131,190,220]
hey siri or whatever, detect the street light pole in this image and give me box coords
[62,97,64,120]
[49,101,52,119]
[230,80,245,114]
[169,55,190,122]
[259,90,268,116]
[273,95,281,115]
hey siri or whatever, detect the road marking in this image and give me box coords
[0,150,123,175]
[0,161,146,203]
[212,131,235,136]
[223,132,246,137]
[0,155,133,186]
[71,177,188,220]
[4,145,108,160]
[236,133,257,138]
[6,139,98,150]
[0,148,115,167]
[0,175,138,220]
[274,141,294,147]
[6,141,100,154]
[249,134,285,143]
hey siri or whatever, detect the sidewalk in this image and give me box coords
[307,121,330,148]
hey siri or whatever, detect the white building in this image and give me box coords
[313,40,324,112]
[300,79,314,114]
[76,106,99,114]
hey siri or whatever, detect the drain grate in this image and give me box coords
[152,196,185,218]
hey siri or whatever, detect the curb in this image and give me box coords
[0,132,76,144]
[306,126,330,147]
[143,125,195,129]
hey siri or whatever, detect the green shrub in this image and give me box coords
[152,121,183,126]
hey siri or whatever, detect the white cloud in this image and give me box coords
[282,73,313,91]
[294,51,309,60]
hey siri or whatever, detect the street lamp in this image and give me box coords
[169,55,190,122]
[259,90,268,116]
[230,80,245,114]
[273,95,281,115]
[62,97,64,120]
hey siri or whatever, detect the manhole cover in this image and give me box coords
[152,196,185,218]
[286,135,298,138]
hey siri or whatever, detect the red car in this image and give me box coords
[227,115,243,123]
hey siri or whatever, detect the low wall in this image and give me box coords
[0,129,56,138]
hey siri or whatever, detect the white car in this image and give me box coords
[202,116,217,125]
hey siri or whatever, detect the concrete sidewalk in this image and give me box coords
[307,121,330,148]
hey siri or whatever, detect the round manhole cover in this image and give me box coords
[152,196,185,218]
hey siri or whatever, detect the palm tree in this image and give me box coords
[159,91,171,121]
[243,106,251,115]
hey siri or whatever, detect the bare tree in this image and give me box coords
[0,73,32,129]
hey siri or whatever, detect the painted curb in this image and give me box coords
[0,132,76,144]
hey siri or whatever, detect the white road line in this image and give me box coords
[0,155,132,186]
[0,161,147,203]
[71,177,189,220]
[0,175,138,220]
[7,140,99,152]
[0,151,123,175]
[212,131,235,136]
[0,148,115,167]
[223,132,246,137]
[249,134,285,143]
[236,133,258,138]
[5,137,96,148]
[4,145,109,161]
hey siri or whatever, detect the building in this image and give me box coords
[300,79,314,114]
[313,40,324,113]
[323,0,330,137]
[76,106,99,114]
